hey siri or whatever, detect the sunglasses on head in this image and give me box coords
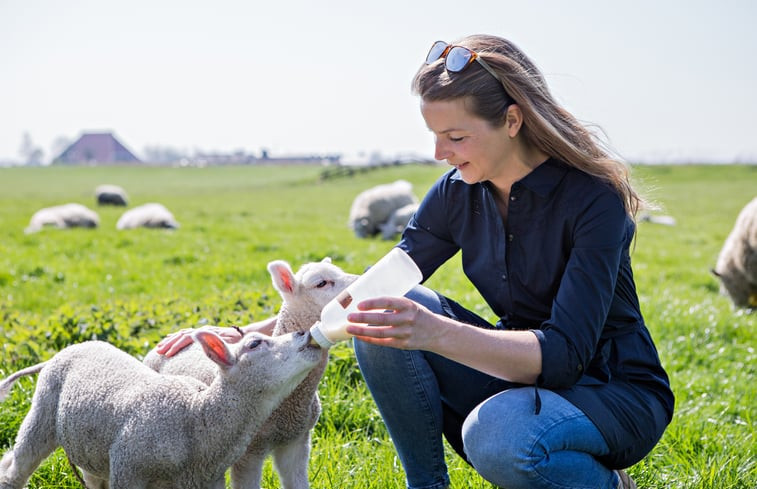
[425,40,510,95]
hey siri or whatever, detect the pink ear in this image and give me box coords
[267,261,295,294]
[195,331,235,368]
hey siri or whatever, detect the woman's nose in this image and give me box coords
[434,140,452,161]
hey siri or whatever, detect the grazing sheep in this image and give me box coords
[95,184,129,206]
[0,331,322,489]
[24,203,99,234]
[349,180,418,238]
[116,202,179,230]
[144,257,357,489]
[712,196,757,308]
[639,213,677,226]
[380,202,420,240]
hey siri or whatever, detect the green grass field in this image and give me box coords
[0,163,754,488]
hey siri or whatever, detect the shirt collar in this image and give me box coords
[518,158,569,197]
[449,157,569,198]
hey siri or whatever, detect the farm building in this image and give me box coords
[54,132,141,165]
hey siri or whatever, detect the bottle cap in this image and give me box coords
[309,323,336,348]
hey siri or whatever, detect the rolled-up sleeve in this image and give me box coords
[536,190,630,389]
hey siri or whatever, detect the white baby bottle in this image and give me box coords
[309,247,422,348]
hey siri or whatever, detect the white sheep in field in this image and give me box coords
[0,331,321,489]
[144,257,357,489]
[349,180,418,238]
[380,202,420,240]
[116,202,179,230]
[712,196,757,308]
[24,203,100,234]
[95,184,129,206]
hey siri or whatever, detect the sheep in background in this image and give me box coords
[116,202,179,230]
[712,196,757,308]
[639,213,677,226]
[24,203,99,234]
[349,179,418,238]
[95,184,128,206]
[0,331,322,489]
[381,202,420,240]
[144,257,357,489]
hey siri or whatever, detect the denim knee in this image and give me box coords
[462,405,534,489]
[461,389,614,489]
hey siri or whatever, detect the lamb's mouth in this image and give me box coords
[300,332,321,351]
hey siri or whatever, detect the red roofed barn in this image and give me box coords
[55,132,141,165]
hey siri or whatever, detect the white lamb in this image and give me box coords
[95,184,129,206]
[349,180,418,238]
[144,257,357,489]
[24,203,100,234]
[0,330,321,489]
[712,196,757,308]
[380,202,420,240]
[116,202,179,230]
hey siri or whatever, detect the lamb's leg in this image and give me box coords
[230,446,267,489]
[0,402,58,489]
[82,469,109,489]
[108,469,147,489]
[209,477,226,489]
[108,443,149,489]
[272,431,312,489]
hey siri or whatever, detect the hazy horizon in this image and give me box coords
[3,0,756,165]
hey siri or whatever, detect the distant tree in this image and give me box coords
[19,132,45,166]
[50,136,72,162]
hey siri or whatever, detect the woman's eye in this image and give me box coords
[247,339,263,349]
[449,136,464,142]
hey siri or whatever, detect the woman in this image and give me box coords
[158,34,673,489]
[345,35,673,489]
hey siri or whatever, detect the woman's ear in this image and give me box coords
[505,104,524,138]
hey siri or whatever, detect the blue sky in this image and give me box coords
[2,0,756,164]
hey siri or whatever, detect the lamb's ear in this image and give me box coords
[195,331,235,369]
[321,257,332,264]
[268,260,295,295]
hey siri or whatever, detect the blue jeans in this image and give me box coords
[353,285,620,489]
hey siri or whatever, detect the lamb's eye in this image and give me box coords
[247,339,263,349]
[316,280,329,288]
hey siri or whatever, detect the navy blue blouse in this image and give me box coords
[398,158,674,468]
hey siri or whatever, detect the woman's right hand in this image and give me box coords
[155,325,245,357]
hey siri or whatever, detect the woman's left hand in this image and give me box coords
[345,296,445,350]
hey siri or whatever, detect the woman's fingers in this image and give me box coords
[162,334,196,357]
[156,328,194,352]
[156,325,246,356]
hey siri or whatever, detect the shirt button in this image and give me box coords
[507,234,514,242]
[501,273,508,281]
[577,364,583,372]
[510,195,517,202]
